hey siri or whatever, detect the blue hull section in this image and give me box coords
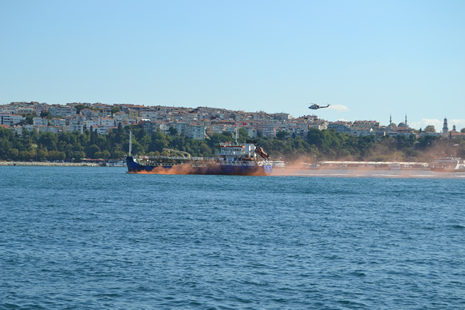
[126,156,271,176]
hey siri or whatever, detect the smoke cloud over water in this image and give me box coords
[127,160,465,179]
[271,167,465,179]
[129,164,197,175]
[269,159,465,178]
[130,166,465,178]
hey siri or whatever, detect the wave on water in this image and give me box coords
[0,167,464,309]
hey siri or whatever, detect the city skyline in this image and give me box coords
[1,0,464,130]
[4,101,463,134]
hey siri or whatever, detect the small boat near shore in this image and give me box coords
[389,162,401,170]
[430,157,465,172]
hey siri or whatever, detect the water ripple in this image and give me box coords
[1,167,464,309]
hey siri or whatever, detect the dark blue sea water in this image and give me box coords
[1,167,465,309]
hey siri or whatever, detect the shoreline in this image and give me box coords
[0,161,101,167]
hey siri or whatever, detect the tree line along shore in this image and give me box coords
[0,161,99,167]
[1,125,464,164]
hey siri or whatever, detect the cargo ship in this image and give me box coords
[430,157,465,172]
[126,132,273,176]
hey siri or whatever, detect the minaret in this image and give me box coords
[405,114,408,128]
[389,114,392,126]
[442,118,448,134]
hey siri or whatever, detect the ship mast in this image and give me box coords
[129,131,132,156]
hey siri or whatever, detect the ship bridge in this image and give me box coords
[217,142,256,157]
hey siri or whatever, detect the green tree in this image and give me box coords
[131,140,145,155]
[37,149,48,161]
[49,151,66,161]
[40,111,52,119]
[111,150,126,159]
[424,125,436,133]
[417,135,438,149]
[276,131,290,140]
[39,133,58,150]
[238,128,250,141]
[168,127,178,136]
[87,144,101,158]
[74,151,86,162]
[7,148,19,160]
[95,150,111,159]
[0,139,11,159]
[306,128,325,147]
[18,114,34,125]
[111,106,121,114]
[74,104,88,114]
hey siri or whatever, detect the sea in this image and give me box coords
[1,166,464,309]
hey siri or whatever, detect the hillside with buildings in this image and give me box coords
[1,101,465,162]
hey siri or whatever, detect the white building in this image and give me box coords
[256,123,277,138]
[48,126,63,134]
[0,113,24,126]
[187,123,206,140]
[89,125,115,135]
[91,110,101,119]
[50,118,66,127]
[12,126,23,135]
[206,125,223,136]
[242,125,258,138]
[16,107,35,115]
[113,112,129,122]
[85,119,100,129]
[33,103,48,116]
[327,121,352,133]
[309,123,327,130]
[349,127,373,136]
[352,121,380,129]
[81,109,93,119]
[23,124,34,132]
[100,117,115,127]
[175,121,188,136]
[156,122,171,135]
[65,124,84,134]
[49,106,76,117]
[141,111,159,120]
[0,113,10,126]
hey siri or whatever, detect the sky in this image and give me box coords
[1,0,464,130]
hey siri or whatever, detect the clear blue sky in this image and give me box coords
[1,0,464,130]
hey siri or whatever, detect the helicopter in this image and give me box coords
[309,103,330,110]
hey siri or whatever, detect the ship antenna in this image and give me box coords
[129,130,132,156]
[235,124,238,145]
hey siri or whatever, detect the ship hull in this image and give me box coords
[126,156,271,176]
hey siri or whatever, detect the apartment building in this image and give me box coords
[187,123,206,140]
[49,106,76,117]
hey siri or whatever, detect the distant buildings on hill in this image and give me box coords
[0,101,463,140]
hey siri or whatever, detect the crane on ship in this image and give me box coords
[162,148,192,159]
[254,144,270,161]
